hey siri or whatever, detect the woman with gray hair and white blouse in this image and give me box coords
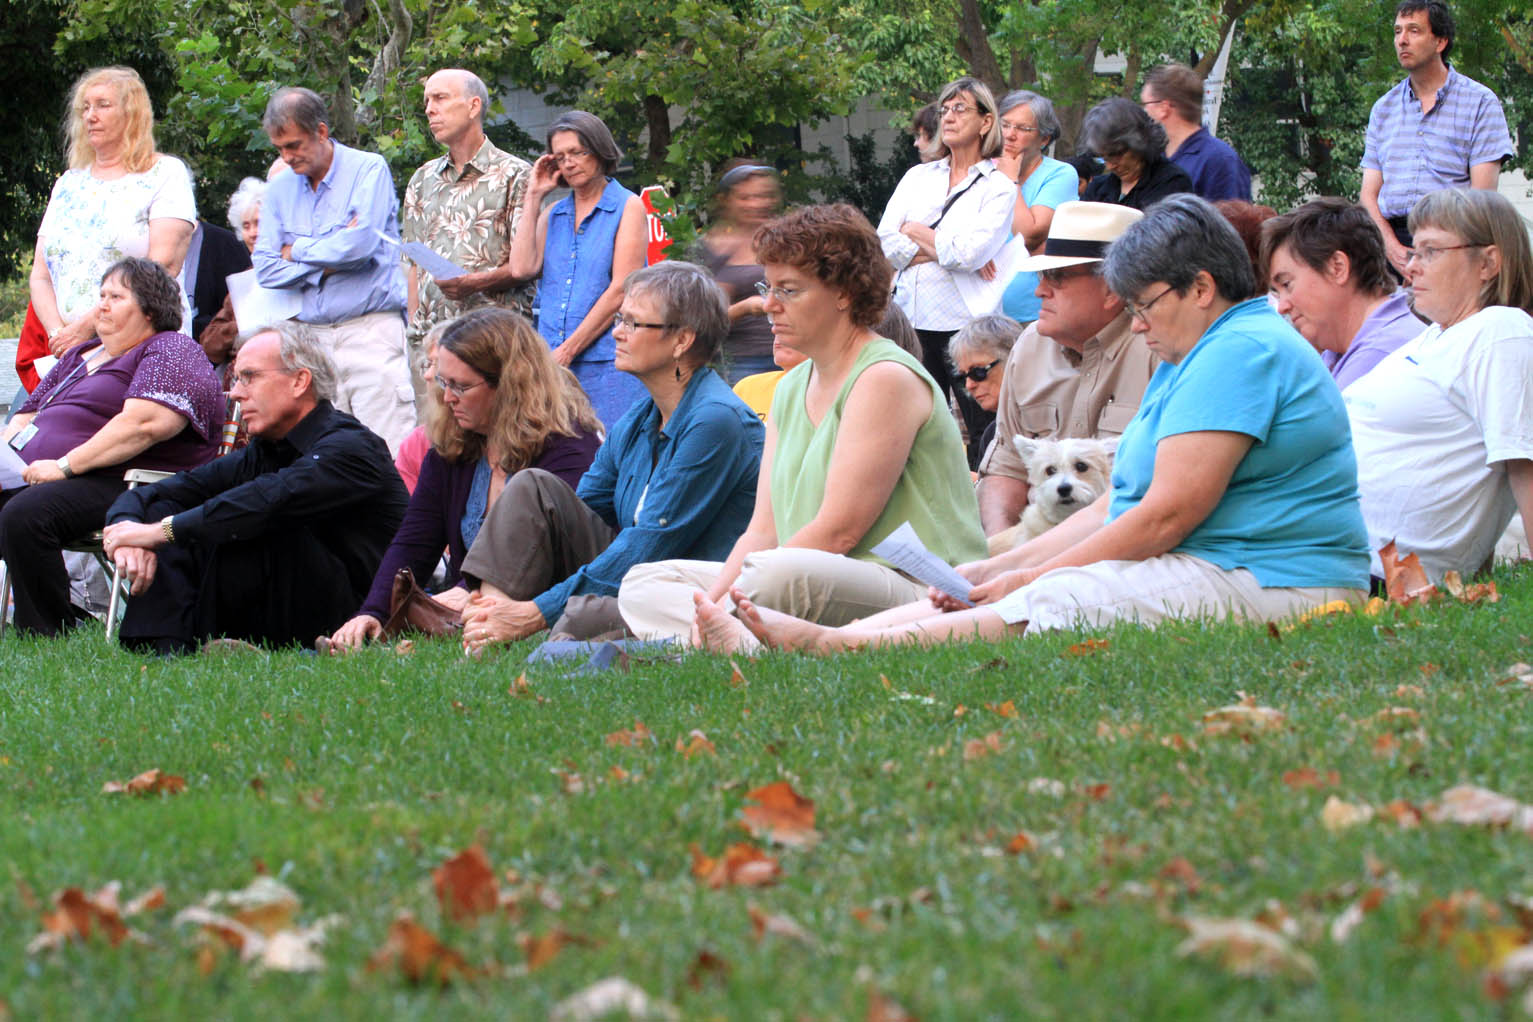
[694,194,1370,655]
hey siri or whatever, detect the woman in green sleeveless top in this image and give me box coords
[618,204,985,644]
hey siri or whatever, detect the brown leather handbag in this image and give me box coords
[381,567,462,638]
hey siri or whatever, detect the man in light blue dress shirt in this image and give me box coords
[253,87,415,455]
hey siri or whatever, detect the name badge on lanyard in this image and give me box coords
[7,423,38,452]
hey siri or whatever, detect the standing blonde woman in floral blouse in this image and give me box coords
[30,66,197,362]
[402,69,535,401]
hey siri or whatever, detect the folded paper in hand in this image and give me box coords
[871,522,974,606]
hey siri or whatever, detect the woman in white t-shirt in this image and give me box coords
[1344,188,1533,582]
[29,66,197,362]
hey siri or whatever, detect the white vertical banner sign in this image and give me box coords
[1202,24,1239,134]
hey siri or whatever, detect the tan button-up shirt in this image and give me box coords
[402,137,533,346]
[978,311,1159,481]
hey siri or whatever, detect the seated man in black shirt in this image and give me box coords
[102,322,408,652]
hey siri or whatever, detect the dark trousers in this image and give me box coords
[915,327,994,471]
[0,474,126,636]
[120,527,363,652]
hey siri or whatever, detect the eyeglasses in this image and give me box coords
[612,314,676,333]
[1403,242,1484,264]
[952,359,1001,384]
[551,148,591,165]
[434,374,489,398]
[1038,265,1098,287]
[754,281,809,304]
[939,102,977,118]
[1124,284,1177,322]
[232,367,293,387]
[1000,121,1038,135]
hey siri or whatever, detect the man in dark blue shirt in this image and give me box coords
[1142,63,1252,202]
[103,323,406,652]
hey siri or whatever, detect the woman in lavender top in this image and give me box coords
[325,308,602,649]
[0,258,223,635]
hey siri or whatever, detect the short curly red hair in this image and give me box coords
[752,204,892,329]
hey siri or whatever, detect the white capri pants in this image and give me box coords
[990,553,1364,632]
[310,310,417,457]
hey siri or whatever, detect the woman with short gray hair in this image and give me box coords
[226,177,267,253]
[696,194,1370,655]
[1080,97,1193,211]
[994,89,1081,325]
[947,313,1020,466]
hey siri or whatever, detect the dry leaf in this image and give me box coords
[1175,916,1318,980]
[740,781,819,849]
[367,913,477,985]
[605,719,653,747]
[551,977,679,1022]
[1426,785,1533,832]
[1329,887,1387,943]
[1005,832,1035,854]
[1026,778,1067,797]
[1395,684,1425,699]
[519,927,591,970]
[1202,694,1286,736]
[1379,540,1439,605]
[433,845,499,922]
[1283,767,1340,790]
[747,903,816,945]
[1321,795,1375,831]
[985,700,1018,718]
[676,729,716,759]
[102,768,186,796]
[727,660,749,688]
[1159,857,1203,895]
[1379,799,1424,827]
[866,987,918,1022]
[1499,663,1533,689]
[690,842,781,889]
[198,876,301,935]
[686,949,731,990]
[963,731,1005,760]
[1371,706,1422,728]
[26,883,159,953]
[393,638,415,655]
[1063,638,1110,656]
[174,905,337,973]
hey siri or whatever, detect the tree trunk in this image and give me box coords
[293,0,369,144]
[359,0,414,128]
[644,94,671,166]
[1196,0,1252,75]
[1053,37,1102,157]
[1122,45,1142,99]
[954,0,1007,96]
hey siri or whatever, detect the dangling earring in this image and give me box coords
[674,359,682,382]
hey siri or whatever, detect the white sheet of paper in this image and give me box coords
[225,269,303,339]
[0,442,29,489]
[871,521,975,606]
[32,355,58,379]
[400,241,465,281]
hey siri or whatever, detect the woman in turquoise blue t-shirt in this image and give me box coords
[995,91,1081,324]
[693,195,1370,655]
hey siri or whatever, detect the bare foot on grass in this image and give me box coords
[729,587,844,653]
[692,591,758,655]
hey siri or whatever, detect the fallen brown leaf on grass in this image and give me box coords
[1006,831,1035,854]
[519,927,592,970]
[727,660,749,687]
[1498,663,1533,689]
[1371,706,1422,728]
[1063,638,1109,656]
[26,882,162,953]
[174,905,339,973]
[508,673,547,703]
[551,977,679,1022]
[393,638,415,655]
[985,700,1018,718]
[748,903,816,945]
[1329,887,1387,943]
[367,913,479,985]
[1442,570,1501,604]
[605,719,652,747]
[740,781,819,848]
[1321,795,1376,831]
[866,987,918,1022]
[198,876,301,935]
[1175,915,1318,980]
[1426,785,1533,832]
[676,729,716,759]
[1487,944,1533,1013]
[963,731,1005,760]
[1380,540,1439,605]
[1159,857,1202,895]
[690,842,781,888]
[1202,693,1286,737]
[686,949,731,990]
[1283,768,1340,790]
[433,845,499,922]
[102,768,186,796]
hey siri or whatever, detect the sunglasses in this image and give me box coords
[952,359,1001,384]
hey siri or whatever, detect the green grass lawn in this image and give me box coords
[4,566,1533,1019]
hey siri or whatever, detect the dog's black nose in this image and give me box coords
[1057,482,1073,498]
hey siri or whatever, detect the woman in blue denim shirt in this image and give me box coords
[509,111,649,429]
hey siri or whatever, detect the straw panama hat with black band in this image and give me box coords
[1013,201,1145,272]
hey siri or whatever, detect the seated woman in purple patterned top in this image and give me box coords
[0,257,223,635]
[326,307,602,648]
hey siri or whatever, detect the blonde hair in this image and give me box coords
[1410,188,1533,315]
[426,309,601,471]
[66,67,156,172]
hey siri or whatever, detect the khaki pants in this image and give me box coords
[618,548,929,642]
[311,311,416,457]
[990,552,1365,632]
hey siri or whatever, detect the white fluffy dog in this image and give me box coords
[986,435,1117,554]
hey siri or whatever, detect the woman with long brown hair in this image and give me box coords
[325,308,601,648]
